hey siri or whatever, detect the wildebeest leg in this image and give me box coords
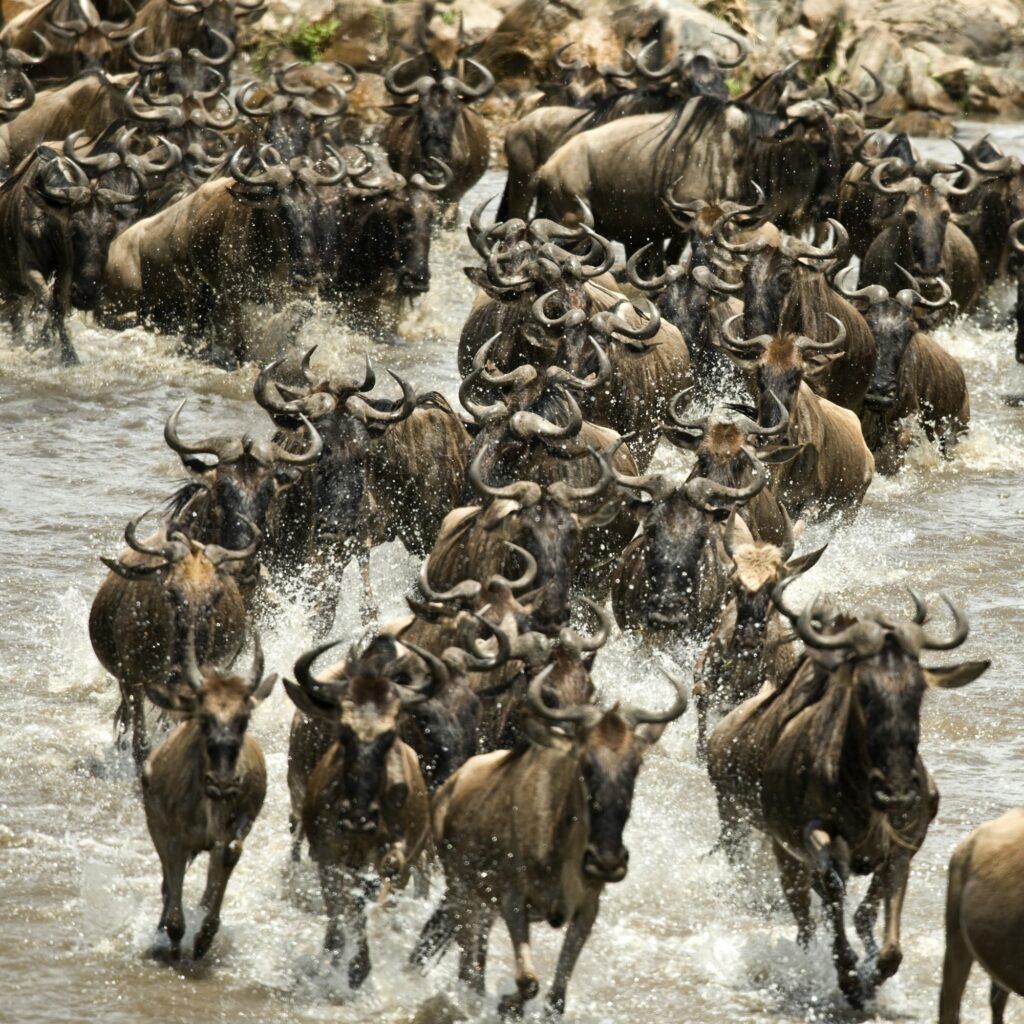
[457,905,492,995]
[193,834,244,960]
[772,839,814,946]
[497,893,539,1018]
[807,830,861,1007]
[152,837,187,958]
[939,842,973,1024]
[866,851,911,990]
[318,862,347,964]
[45,274,79,365]
[546,895,600,1017]
[853,871,883,961]
[991,981,1010,1024]
[357,543,377,625]
[343,881,372,989]
[410,892,454,969]
[288,813,304,862]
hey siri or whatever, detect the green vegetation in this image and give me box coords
[285,17,341,64]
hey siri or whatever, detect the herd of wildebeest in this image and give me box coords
[7,0,1023,1017]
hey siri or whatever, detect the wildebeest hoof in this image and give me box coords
[874,944,902,981]
[544,992,566,1017]
[381,850,404,879]
[497,993,525,1020]
[839,969,864,1009]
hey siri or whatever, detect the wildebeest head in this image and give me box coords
[383,54,493,163]
[285,633,446,832]
[102,501,259,625]
[164,399,323,550]
[525,666,688,882]
[45,0,133,72]
[869,158,981,281]
[254,350,415,545]
[234,62,351,160]
[227,145,346,286]
[721,508,826,642]
[159,0,265,56]
[710,198,846,338]
[834,266,953,412]
[0,35,47,123]
[467,438,614,628]
[146,628,276,798]
[718,314,848,427]
[27,150,142,308]
[611,435,768,628]
[776,582,989,813]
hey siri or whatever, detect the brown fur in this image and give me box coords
[940,808,1024,1024]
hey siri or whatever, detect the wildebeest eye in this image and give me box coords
[904,209,918,223]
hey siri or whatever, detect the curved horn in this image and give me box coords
[488,542,538,592]
[235,79,276,118]
[410,157,453,192]
[459,367,508,424]
[383,57,435,97]
[526,665,598,725]
[189,28,235,66]
[548,444,614,504]
[692,264,742,294]
[204,515,263,566]
[445,58,494,100]
[509,388,583,442]
[588,296,661,344]
[127,28,180,67]
[164,399,231,461]
[932,163,982,198]
[559,596,611,653]
[270,415,323,465]
[711,182,768,255]
[347,370,416,423]
[625,243,685,293]
[713,31,749,69]
[467,444,542,506]
[894,265,952,310]
[778,219,848,262]
[915,594,970,650]
[399,642,450,702]
[794,313,847,356]
[532,290,587,332]
[294,640,346,700]
[833,264,890,305]
[418,554,481,604]
[620,666,689,726]
[684,447,766,510]
[553,42,585,71]
[870,159,922,196]
[1010,217,1024,254]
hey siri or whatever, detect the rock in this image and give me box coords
[904,46,960,113]
[801,0,844,33]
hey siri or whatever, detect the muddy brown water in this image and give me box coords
[2,125,1024,1024]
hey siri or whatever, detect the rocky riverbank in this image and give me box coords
[243,0,1024,138]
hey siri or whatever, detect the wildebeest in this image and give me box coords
[161,398,322,560]
[254,350,468,625]
[707,584,989,1006]
[89,504,254,768]
[112,0,262,75]
[234,60,351,161]
[102,145,344,364]
[460,215,691,467]
[835,268,969,470]
[383,51,492,216]
[717,315,875,516]
[0,0,131,80]
[0,33,46,125]
[141,630,275,960]
[714,206,877,415]
[498,35,747,221]
[939,807,1024,1024]
[427,440,617,628]
[611,437,768,635]
[411,668,688,1017]
[693,508,826,757]
[0,145,140,363]
[0,70,180,174]
[284,636,435,987]
[860,157,983,319]
[533,95,842,249]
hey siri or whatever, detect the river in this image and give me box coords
[1,125,1023,1024]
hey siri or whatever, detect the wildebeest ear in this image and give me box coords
[282,677,338,720]
[635,722,667,749]
[924,660,990,689]
[522,714,574,753]
[382,104,414,117]
[227,185,274,204]
[784,544,828,576]
[759,444,805,465]
[252,673,278,704]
